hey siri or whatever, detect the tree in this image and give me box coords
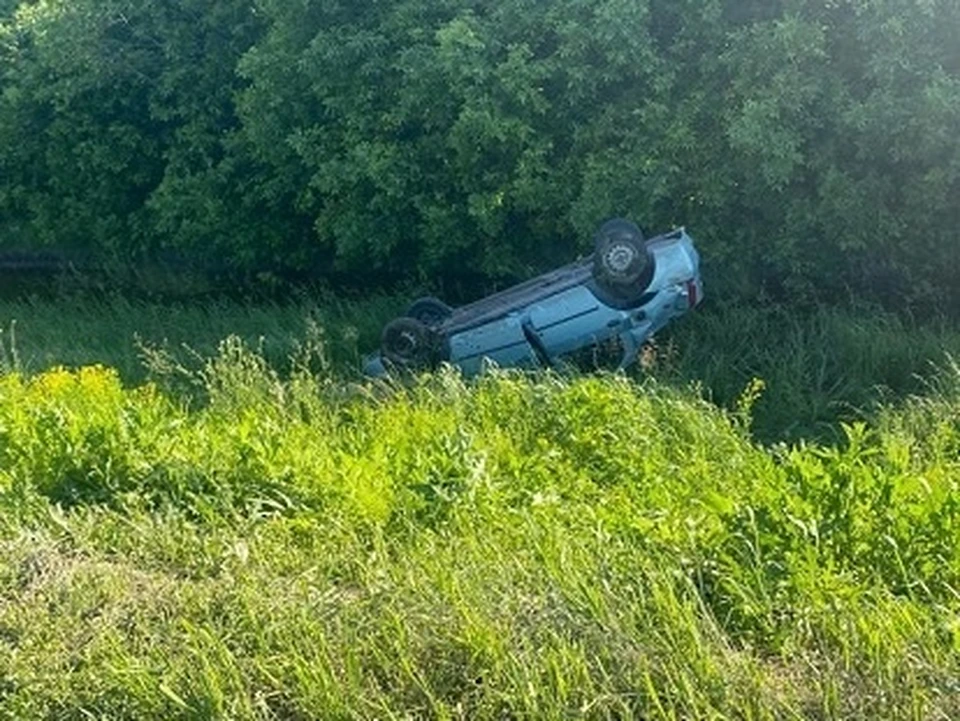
[1,0,958,309]
[0,0,266,265]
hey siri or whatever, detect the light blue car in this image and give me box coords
[364,219,702,377]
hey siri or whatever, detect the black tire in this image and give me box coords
[405,296,453,328]
[381,317,438,369]
[592,218,650,299]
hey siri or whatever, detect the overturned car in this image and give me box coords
[364,218,702,377]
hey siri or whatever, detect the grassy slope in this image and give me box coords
[0,296,959,718]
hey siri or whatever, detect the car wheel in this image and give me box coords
[381,317,438,369]
[592,218,650,298]
[405,296,453,328]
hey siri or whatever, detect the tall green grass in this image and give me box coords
[0,291,397,382]
[660,303,960,443]
[1,336,959,719]
[2,292,960,442]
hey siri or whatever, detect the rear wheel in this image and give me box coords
[405,296,453,328]
[592,218,650,300]
[381,317,438,370]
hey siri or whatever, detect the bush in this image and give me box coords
[1,1,958,308]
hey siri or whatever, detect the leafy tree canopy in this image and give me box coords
[1,0,958,309]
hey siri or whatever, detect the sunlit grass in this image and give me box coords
[0,335,959,718]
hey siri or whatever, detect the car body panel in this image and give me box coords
[447,315,535,375]
[438,260,591,336]
[364,227,702,377]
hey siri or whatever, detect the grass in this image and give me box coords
[2,291,959,442]
[1,293,959,718]
[0,290,397,381]
[660,302,960,443]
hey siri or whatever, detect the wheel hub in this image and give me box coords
[605,243,636,273]
[395,331,418,357]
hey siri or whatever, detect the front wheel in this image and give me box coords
[381,317,438,370]
[592,218,650,300]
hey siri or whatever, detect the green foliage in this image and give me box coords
[0,0,266,263]
[1,343,960,717]
[1,1,959,305]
